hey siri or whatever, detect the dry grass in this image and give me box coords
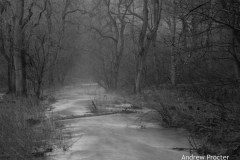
[0,95,61,159]
[127,86,240,159]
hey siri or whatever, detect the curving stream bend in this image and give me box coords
[48,83,190,160]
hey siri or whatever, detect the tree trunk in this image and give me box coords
[135,55,145,94]
[14,0,25,96]
[231,30,240,80]
[36,80,42,98]
[152,29,161,86]
[181,18,188,49]
[135,0,162,94]
[234,60,240,80]
[153,50,161,85]
[7,25,15,93]
[21,49,27,94]
[170,0,177,86]
[112,26,125,89]
[135,0,149,94]
[46,0,52,34]
[7,57,15,93]
[112,58,120,89]
[170,51,176,85]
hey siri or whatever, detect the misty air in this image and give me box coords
[0,0,239,160]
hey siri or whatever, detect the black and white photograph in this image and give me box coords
[0,0,239,159]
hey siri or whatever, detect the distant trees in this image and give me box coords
[1,0,240,95]
[166,0,177,86]
[0,0,83,97]
[13,0,29,96]
[0,1,15,93]
[179,0,240,82]
[88,0,133,89]
[86,0,162,92]
[218,0,240,80]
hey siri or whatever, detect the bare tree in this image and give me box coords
[131,0,162,93]
[166,0,177,86]
[89,0,133,89]
[0,3,15,92]
[13,0,25,96]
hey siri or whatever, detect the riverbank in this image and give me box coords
[47,83,190,160]
[0,94,58,159]
[123,85,240,159]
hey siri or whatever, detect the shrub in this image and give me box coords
[131,86,240,158]
[0,96,57,159]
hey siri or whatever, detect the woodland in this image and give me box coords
[0,0,240,159]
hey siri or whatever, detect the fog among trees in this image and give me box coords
[0,0,240,95]
[0,0,240,159]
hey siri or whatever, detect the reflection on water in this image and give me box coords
[48,83,190,160]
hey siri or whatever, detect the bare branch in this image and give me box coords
[22,2,34,29]
[90,26,118,42]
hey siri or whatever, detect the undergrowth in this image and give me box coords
[0,95,62,160]
[127,84,240,159]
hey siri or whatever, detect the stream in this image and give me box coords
[48,83,190,160]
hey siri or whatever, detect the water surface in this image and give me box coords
[49,83,190,160]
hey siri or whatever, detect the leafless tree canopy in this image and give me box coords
[0,0,240,158]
